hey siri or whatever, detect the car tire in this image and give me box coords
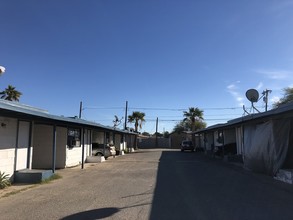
[95,152,103,156]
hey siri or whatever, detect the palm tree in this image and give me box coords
[128,111,145,149]
[183,107,204,132]
[0,85,22,101]
[128,111,145,132]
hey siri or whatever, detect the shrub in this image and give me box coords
[0,171,11,189]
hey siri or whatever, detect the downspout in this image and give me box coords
[81,128,85,169]
[52,125,57,173]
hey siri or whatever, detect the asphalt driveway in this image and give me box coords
[1,149,293,220]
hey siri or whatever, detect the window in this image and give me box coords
[67,128,81,148]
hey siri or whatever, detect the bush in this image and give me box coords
[0,171,11,189]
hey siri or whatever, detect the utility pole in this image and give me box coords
[155,117,158,148]
[124,101,128,130]
[79,101,83,118]
[262,89,272,112]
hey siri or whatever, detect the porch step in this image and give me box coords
[274,169,293,184]
[14,169,53,184]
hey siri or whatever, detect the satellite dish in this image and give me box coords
[246,89,259,103]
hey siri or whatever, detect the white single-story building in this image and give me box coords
[0,100,136,182]
[195,102,293,176]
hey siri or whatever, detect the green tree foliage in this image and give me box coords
[0,85,22,101]
[128,111,145,132]
[173,107,206,133]
[183,107,205,132]
[163,131,170,138]
[128,111,145,149]
[173,121,189,133]
[153,132,163,137]
[142,132,150,136]
[273,87,293,108]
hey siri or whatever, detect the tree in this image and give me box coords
[163,131,170,138]
[183,107,204,132]
[273,87,293,108]
[153,132,163,137]
[173,121,189,133]
[0,85,22,101]
[142,132,150,136]
[128,111,145,132]
[128,111,145,149]
[172,119,206,133]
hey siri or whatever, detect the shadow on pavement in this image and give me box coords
[149,150,200,220]
[60,207,120,220]
[149,150,293,220]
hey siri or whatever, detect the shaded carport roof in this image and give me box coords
[0,99,133,134]
[196,102,293,134]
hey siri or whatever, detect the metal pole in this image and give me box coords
[27,121,33,169]
[81,128,85,169]
[265,89,272,111]
[124,101,128,130]
[79,101,83,118]
[155,117,158,148]
[52,125,57,173]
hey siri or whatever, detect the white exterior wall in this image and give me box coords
[66,129,91,167]
[0,149,15,177]
[66,147,82,167]
[0,117,31,177]
[0,117,17,177]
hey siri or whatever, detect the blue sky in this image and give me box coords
[1,0,293,133]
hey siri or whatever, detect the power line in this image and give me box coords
[82,105,246,111]
[145,118,234,122]
[83,106,124,110]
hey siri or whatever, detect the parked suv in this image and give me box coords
[181,140,195,152]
